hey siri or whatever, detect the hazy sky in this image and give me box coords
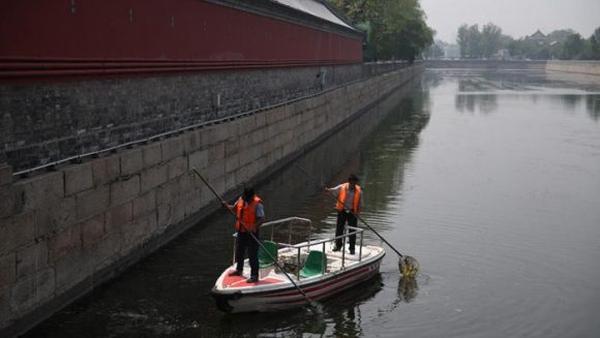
[419,0,600,43]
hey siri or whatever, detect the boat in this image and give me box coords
[211,217,386,313]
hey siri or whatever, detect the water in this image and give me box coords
[26,69,600,337]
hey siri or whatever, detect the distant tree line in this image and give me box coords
[455,23,600,60]
[425,40,445,59]
[327,0,434,61]
[457,23,506,59]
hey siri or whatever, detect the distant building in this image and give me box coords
[527,30,547,45]
[529,30,546,40]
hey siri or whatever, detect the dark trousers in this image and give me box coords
[235,231,259,278]
[335,211,357,252]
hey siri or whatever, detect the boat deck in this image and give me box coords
[216,242,384,291]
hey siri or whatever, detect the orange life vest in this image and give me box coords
[235,195,262,232]
[336,183,361,213]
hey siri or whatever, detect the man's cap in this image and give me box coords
[348,174,359,182]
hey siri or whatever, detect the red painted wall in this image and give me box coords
[0,0,362,78]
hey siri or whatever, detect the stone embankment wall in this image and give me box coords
[426,59,600,76]
[425,60,547,69]
[546,60,600,76]
[0,64,423,336]
[0,62,408,173]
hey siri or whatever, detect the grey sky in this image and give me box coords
[419,0,600,43]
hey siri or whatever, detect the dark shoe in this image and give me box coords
[228,270,242,276]
[332,246,341,252]
[349,249,355,255]
[246,276,258,283]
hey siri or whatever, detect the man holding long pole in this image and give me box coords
[325,174,362,255]
[223,187,265,283]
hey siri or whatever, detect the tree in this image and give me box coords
[561,33,585,59]
[327,0,433,61]
[457,24,469,58]
[547,29,577,44]
[455,24,599,60]
[466,24,481,58]
[499,34,514,49]
[425,40,445,59]
[588,27,600,60]
[457,24,502,58]
[480,23,502,58]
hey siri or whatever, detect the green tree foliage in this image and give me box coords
[507,38,550,60]
[425,40,445,59]
[458,24,600,60]
[457,24,469,58]
[561,33,585,59]
[584,27,600,60]
[481,23,502,58]
[466,25,482,58]
[328,0,433,61]
[456,23,502,58]
[547,29,577,44]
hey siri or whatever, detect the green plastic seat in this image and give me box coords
[258,240,278,268]
[300,250,327,278]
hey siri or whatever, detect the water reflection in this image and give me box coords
[358,92,430,215]
[586,95,600,121]
[547,93,600,120]
[560,94,580,110]
[397,277,419,303]
[322,275,384,337]
[215,308,327,337]
[448,71,600,120]
[458,78,495,92]
[422,70,443,89]
[455,93,498,114]
[271,79,432,238]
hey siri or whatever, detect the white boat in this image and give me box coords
[211,217,386,313]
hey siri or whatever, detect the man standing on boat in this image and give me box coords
[223,187,265,283]
[325,174,362,255]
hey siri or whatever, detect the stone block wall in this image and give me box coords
[0,64,423,335]
[0,62,409,172]
[546,60,600,76]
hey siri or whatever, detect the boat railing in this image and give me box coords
[231,217,311,266]
[260,217,313,246]
[257,217,366,278]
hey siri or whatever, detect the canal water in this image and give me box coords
[27,69,600,337]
